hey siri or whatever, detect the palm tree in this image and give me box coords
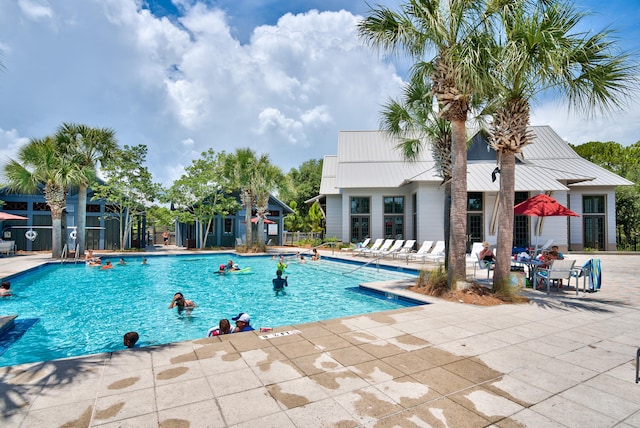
[3,137,85,258]
[487,1,638,290]
[253,158,284,250]
[55,123,118,257]
[224,149,259,249]
[358,0,493,287]
[379,71,453,267]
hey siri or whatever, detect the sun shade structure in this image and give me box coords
[0,212,28,221]
[514,194,579,250]
[242,217,275,224]
[514,194,579,218]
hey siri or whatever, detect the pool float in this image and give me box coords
[228,267,251,274]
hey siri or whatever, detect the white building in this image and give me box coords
[315,126,631,252]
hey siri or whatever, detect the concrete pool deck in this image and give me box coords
[0,248,639,427]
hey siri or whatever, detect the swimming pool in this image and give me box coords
[0,254,421,367]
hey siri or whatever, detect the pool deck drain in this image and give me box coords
[0,248,639,427]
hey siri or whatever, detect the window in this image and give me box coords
[2,201,28,211]
[350,197,370,242]
[224,218,233,235]
[383,196,404,239]
[513,192,530,248]
[583,195,605,250]
[33,202,50,211]
[466,192,483,251]
[86,204,101,213]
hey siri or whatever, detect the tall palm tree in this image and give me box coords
[379,71,453,267]
[3,137,86,258]
[224,149,259,249]
[487,0,638,290]
[358,0,493,287]
[253,158,284,250]
[55,123,118,256]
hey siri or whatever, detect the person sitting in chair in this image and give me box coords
[479,242,495,262]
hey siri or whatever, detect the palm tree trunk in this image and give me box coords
[51,211,63,259]
[443,181,451,270]
[448,119,467,288]
[243,191,253,248]
[493,153,515,291]
[76,184,88,257]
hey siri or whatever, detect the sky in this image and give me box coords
[0,0,639,187]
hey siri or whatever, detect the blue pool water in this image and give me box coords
[0,254,420,367]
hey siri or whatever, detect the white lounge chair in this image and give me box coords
[393,240,416,259]
[423,241,446,263]
[0,240,15,256]
[378,239,405,258]
[534,239,554,256]
[356,238,383,257]
[367,239,394,257]
[406,241,433,262]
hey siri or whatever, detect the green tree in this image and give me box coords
[359,0,493,287]
[92,145,160,251]
[224,149,259,249]
[55,123,118,257]
[253,158,284,250]
[309,201,324,233]
[3,137,86,258]
[280,159,323,231]
[166,149,239,249]
[486,0,638,291]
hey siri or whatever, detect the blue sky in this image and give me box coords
[0,0,638,187]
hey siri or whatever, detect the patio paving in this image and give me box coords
[0,248,639,427]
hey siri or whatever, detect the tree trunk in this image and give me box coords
[448,119,468,288]
[443,181,451,270]
[51,211,63,259]
[243,191,253,248]
[76,184,88,257]
[493,153,515,292]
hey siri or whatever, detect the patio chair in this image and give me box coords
[406,241,433,262]
[393,239,416,259]
[570,258,601,295]
[467,242,485,263]
[474,250,495,279]
[355,238,383,257]
[378,239,405,258]
[0,240,15,256]
[367,239,394,257]
[535,259,576,294]
[423,241,446,263]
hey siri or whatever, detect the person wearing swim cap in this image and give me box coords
[214,264,226,275]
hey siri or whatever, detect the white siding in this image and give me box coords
[415,184,445,242]
[324,195,342,240]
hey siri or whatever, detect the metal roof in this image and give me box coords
[319,126,631,193]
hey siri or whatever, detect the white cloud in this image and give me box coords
[18,0,53,21]
[0,1,403,186]
[531,100,640,146]
[0,128,29,166]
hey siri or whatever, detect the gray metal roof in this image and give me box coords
[319,156,339,195]
[319,126,631,193]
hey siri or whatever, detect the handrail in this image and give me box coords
[61,244,68,263]
[74,244,80,264]
[342,253,383,275]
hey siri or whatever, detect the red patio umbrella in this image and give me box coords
[242,217,276,224]
[514,194,579,249]
[0,212,28,221]
[514,194,579,218]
